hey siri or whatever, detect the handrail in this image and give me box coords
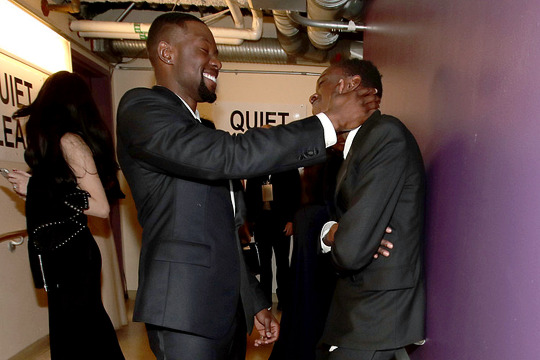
[0,229,28,252]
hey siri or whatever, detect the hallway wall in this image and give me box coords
[363,1,540,358]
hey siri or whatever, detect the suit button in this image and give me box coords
[305,149,318,157]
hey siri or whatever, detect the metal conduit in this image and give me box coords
[217,38,289,64]
[287,11,366,32]
[104,38,290,64]
[100,36,362,65]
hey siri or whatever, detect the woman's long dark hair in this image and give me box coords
[13,71,123,201]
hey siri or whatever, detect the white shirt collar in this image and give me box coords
[343,126,361,159]
[175,93,201,122]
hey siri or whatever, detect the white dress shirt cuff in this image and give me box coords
[320,221,337,253]
[315,113,337,148]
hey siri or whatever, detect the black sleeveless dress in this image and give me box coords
[26,172,124,360]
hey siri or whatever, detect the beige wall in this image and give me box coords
[0,161,49,360]
[112,60,326,292]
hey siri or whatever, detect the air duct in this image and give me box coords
[301,0,365,50]
[272,10,307,55]
[92,37,362,65]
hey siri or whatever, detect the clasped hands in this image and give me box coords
[324,223,394,259]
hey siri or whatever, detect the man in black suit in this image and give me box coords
[116,12,379,360]
[315,60,426,360]
[245,168,301,309]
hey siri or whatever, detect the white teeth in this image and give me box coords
[203,73,216,83]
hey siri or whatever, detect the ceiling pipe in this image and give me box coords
[81,30,244,45]
[273,9,330,64]
[94,37,362,65]
[225,0,244,29]
[303,0,365,50]
[94,38,291,64]
[207,0,262,41]
[272,10,306,55]
[70,0,262,45]
[287,10,366,32]
[115,2,136,22]
[308,0,343,50]
[217,38,289,64]
[273,2,365,63]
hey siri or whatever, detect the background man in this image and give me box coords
[116,12,379,360]
[245,167,301,310]
[316,59,426,360]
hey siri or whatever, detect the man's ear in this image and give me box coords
[340,75,362,94]
[157,41,173,65]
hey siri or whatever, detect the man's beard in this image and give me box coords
[198,78,217,103]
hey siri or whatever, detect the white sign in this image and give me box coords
[0,52,47,162]
[205,102,308,134]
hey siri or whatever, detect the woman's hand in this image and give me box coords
[6,169,31,199]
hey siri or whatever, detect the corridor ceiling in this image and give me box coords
[45,0,366,65]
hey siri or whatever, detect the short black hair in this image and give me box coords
[146,12,204,63]
[335,59,383,99]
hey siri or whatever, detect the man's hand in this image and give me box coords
[323,223,339,247]
[326,87,380,132]
[374,226,394,259]
[238,222,252,245]
[283,222,293,237]
[253,308,280,346]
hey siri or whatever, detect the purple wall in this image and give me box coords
[363,1,540,358]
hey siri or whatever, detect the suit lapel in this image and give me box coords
[334,110,382,209]
[335,149,351,196]
[153,85,200,125]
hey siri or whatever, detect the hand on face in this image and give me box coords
[325,86,380,132]
[310,65,380,132]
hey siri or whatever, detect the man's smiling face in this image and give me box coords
[169,20,222,104]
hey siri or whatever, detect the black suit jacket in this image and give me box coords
[116,85,327,339]
[321,110,426,350]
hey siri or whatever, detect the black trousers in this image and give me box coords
[255,210,291,305]
[146,303,247,360]
[316,346,410,360]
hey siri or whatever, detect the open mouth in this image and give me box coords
[203,72,217,84]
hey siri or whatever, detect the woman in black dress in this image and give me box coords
[9,71,125,359]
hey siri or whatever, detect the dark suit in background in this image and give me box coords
[269,148,343,360]
[245,169,301,307]
[116,85,328,358]
[319,110,426,359]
